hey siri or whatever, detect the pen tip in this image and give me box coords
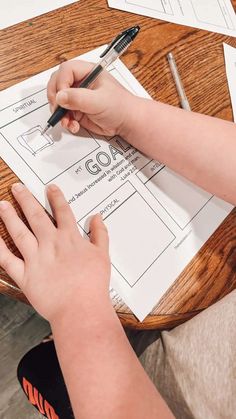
[41,123,50,135]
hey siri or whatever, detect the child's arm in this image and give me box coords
[0,184,173,419]
[120,98,236,205]
[49,60,236,205]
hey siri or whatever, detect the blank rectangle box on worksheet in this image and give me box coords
[126,0,173,14]
[145,167,212,229]
[106,188,174,286]
[190,0,234,29]
[79,182,174,287]
[136,160,164,183]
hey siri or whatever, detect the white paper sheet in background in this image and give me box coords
[0,46,233,321]
[223,43,236,121]
[108,0,236,37]
[0,0,79,29]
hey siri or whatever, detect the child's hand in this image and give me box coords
[47,60,135,136]
[0,183,111,322]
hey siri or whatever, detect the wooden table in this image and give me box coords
[1,0,236,330]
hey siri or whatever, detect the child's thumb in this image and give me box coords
[56,88,100,114]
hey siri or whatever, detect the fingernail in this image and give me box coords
[70,121,80,134]
[12,183,25,192]
[56,90,68,104]
[0,201,9,210]
[47,184,59,192]
[61,119,67,128]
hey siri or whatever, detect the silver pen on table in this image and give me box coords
[167,52,191,111]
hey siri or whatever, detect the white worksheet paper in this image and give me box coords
[108,0,236,37]
[0,46,233,320]
[223,43,236,121]
[0,1,78,30]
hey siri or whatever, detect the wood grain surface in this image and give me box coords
[1,0,236,329]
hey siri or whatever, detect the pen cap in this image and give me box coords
[100,26,140,58]
[114,26,140,54]
[126,26,140,40]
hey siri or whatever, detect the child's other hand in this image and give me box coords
[47,60,135,137]
[0,183,111,322]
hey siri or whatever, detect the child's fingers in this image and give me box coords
[60,112,80,134]
[61,115,70,129]
[47,184,79,233]
[47,61,102,110]
[0,200,37,260]
[47,71,58,108]
[67,120,80,134]
[72,110,84,122]
[0,237,24,286]
[61,110,72,128]
[55,60,95,92]
[90,214,109,252]
[73,115,105,136]
[56,88,102,114]
[11,183,55,241]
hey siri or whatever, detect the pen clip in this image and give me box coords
[100,29,129,58]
